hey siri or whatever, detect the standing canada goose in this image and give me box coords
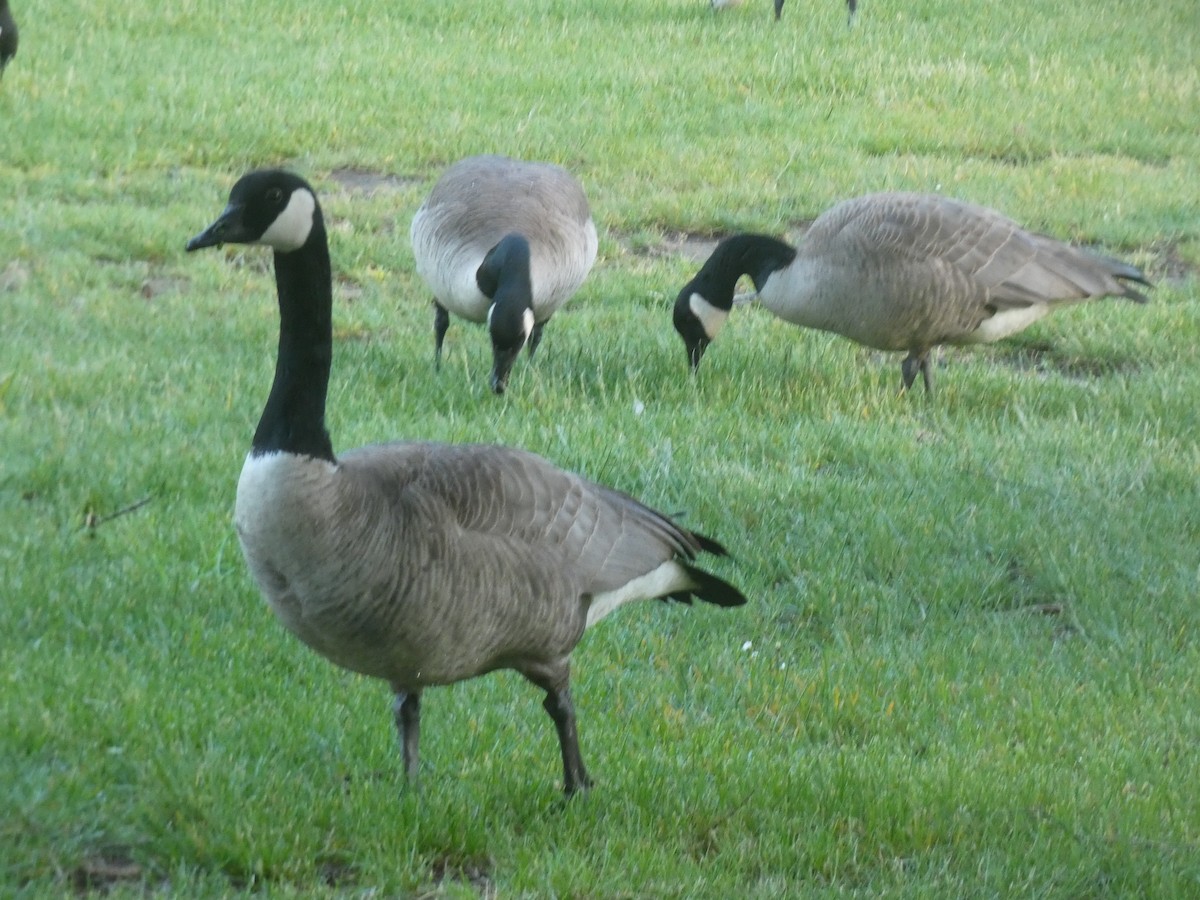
[674,192,1151,394]
[410,154,599,394]
[186,169,745,796]
[0,0,17,77]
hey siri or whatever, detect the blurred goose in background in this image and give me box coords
[673,191,1151,394]
[186,170,745,796]
[712,0,856,24]
[410,154,598,394]
[0,0,17,77]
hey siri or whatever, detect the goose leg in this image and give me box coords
[433,302,450,369]
[900,351,935,395]
[520,663,591,795]
[392,690,422,783]
[526,320,546,359]
[542,685,592,796]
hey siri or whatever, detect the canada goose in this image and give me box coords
[186,169,745,796]
[0,0,17,77]
[410,154,599,394]
[674,192,1151,394]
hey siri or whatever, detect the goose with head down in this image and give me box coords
[673,191,1150,394]
[410,154,599,394]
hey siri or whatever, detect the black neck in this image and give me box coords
[477,233,534,341]
[251,224,335,461]
[697,234,797,308]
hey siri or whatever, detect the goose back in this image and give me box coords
[761,192,1148,353]
[410,154,598,324]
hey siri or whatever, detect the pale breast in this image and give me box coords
[232,447,595,689]
[410,156,597,322]
[235,452,406,676]
[410,206,492,322]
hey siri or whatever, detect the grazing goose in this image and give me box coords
[410,154,599,394]
[674,192,1151,394]
[0,0,17,77]
[186,169,745,796]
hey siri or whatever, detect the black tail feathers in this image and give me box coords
[667,564,748,608]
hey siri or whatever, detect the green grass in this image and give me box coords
[3,0,1199,895]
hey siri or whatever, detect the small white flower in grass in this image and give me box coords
[741,640,753,652]
[633,398,645,416]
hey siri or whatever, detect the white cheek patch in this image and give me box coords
[689,293,729,340]
[486,305,536,345]
[258,189,316,252]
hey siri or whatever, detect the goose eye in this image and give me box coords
[266,187,284,205]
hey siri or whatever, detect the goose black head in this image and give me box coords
[0,0,18,77]
[187,169,320,254]
[673,233,797,371]
[672,240,743,371]
[477,233,535,395]
[673,288,716,371]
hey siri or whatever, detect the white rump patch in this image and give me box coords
[689,293,729,341]
[586,561,691,628]
[968,304,1052,344]
[258,188,317,253]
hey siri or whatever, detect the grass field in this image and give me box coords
[2,0,1199,895]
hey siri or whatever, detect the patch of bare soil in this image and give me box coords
[70,851,143,895]
[617,222,819,264]
[425,854,496,899]
[316,853,358,888]
[2,260,30,291]
[139,275,189,300]
[654,231,722,263]
[1146,239,1198,284]
[327,167,423,197]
